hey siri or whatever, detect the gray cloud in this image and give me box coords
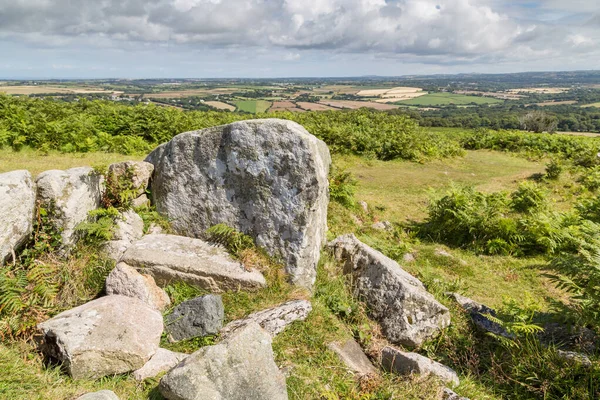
[0,0,598,77]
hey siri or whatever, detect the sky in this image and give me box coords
[0,0,598,79]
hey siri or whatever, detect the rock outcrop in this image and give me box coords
[381,346,459,387]
[159,322,288,400]
[328,234,450,347]
[133,348,188,381]
[105,262,171,311]
[36,167,103,253]
[166,294,224,342]
[220,299,312,339]
[0,170,36,264]
[328,339,378,377]
[121,233,266,291]
[76,390,120,400]
[146,119,331,288]
[37,295,163,379]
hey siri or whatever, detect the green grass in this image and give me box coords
[234,100,272,113]
[0,147,143,176]
[399,92,503,106]
[581,102,600,108]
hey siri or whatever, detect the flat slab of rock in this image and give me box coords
[0,170,36,264]
[133,348,188,381]
[76,390,119,400]
[328,339,378,377]
[121,234,266,292]
[166,294,224,342]
[37,295,163,379]
[446,292,512,338]
[146,119,331,288]
[36,167,103,253]
[220,299,312,339]
[381,346,459,387]
[106,262,171,311]
[160,322,288,400]
[328,234,450,347]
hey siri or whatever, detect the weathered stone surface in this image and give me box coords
[166,294,224,342]
[328,339,378,377]
[160,322,288,400]
[133,348,188,381]
[328,234,450,347]
[220,300,311,339]
[442,388,469,400]
[106,262,171,311]
[121,234,266,291]
[381,347,459,387]
[371,221,392,231]
[36,167,103,253]
[131,193,150,208]
[108,161,154,198]
[146,119,331,288]
[37,295,163,379]
[403,252,416,263]
[557,350,593,367]
[76,390,120,400]
[0,170,36,264]
[103,210,145,261]
[446,292,512,338]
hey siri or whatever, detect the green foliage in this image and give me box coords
[329,167,358,208]
[205,224,255,257]
[136,207,172,234]
[76,207,120,243]
[549,221,600,325]
[510,181,548,213]
[545,158,563,180]
[519,110,558,133]
[578,166,600,191]
[485,296,544,349]
[100,164,140,209]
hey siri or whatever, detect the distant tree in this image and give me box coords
[519,111,558,133]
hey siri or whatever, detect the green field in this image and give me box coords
[234,100,272,113]
[399,92,503,106]
[581,102,600,108]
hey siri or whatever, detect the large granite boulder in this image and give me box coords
[159,322,288,400]
[0,170,36,264]
[36,167,103,253]
[146,119,331,288]
[328,234,450,347]
[121,234,266,291]
[381,346,459,387]
[36,295,163,379]
[166,294,224,342]
[220,299,312,339]
[105,262,171,311]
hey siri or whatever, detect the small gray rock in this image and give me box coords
[76,390,119,400]
[0,170,36,264]
[159,322,288,400]
[121,234,266,291]
[328,339,378,377]
[107,160,154,198]
[358,201,369,213]
[442,388,469,400]
[446,292,513,338]
[371,221,392,231]
[36,167,103,254]
[220,300,311,339]
[133,348,188,381]
[37,295,163,379]
[106,262,171,311]
[557,350,593,367]
[381,346,459,387]
[131,193,150,208]
[403,252,416,263]
[328,234,450,347]
[166,294,224,342]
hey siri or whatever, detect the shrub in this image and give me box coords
[329,168,358,208]
[510,181,548,213]
[545,159,563,180]
[578,166,600,191]
[519,111,558,133]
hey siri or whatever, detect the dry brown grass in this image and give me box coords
[319,100,399,110]
[205,101,236,111]
[269,101,304,112]
[296,102,336,111]
[0,85,116,95]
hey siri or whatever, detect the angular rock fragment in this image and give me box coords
[105,262,171,311]
[328,234,450,347]
[76,390,120,400]
[133,348,188,381]
[166,294,224,342]
[381,346,459,387]
[220,299,311,339]
[160,322,288,400]
[121,234,266,291]
[328,338,378,377]
[36,167,103,253]
[146,119,331,288]
[103,210,144,261]
[37,295,163,379]
[442,388,469,400]
[0,170,36,264]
